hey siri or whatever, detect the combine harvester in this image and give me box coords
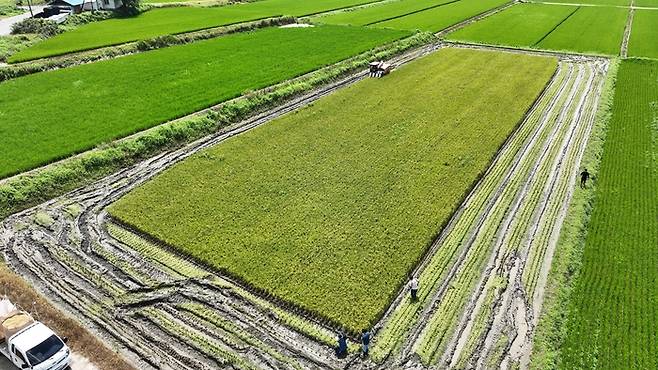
[369,61,393,77]
[0,299,71,370]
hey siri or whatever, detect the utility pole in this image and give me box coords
[25,0,34,17]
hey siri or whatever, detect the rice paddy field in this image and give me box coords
[627,10,658,59]
[448,3,628,56]
[634,0,658,5]
[373,0,508,32]
[8,0,382,62]
[537,0,630,5]
[0,25,408,179]
[558,59,658,370]
[312,0,456,27]
[108,48,556,332]
[3,0,658,368]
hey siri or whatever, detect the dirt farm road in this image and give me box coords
[0,6,46,36]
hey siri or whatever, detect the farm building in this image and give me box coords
[46,0,122,13]
[86,0,123,11]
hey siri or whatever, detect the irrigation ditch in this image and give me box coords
[0,18,611,367]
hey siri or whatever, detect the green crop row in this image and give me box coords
[90,242,161,287]
[48,242,126,297]
[454,63,604,368]
[448,3,628,56]
[453,275,505,369]
[521,69,603,300]
[178,302,303,370]
[11,0,382,61]
[107,222,210,279]
[558,59,658,369]
[141,307,257,369]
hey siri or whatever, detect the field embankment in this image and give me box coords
[0,25,408,180]
[108,47,556,333]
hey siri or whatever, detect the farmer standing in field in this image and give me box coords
[410,276,419,301]
[580,168,590,188]
[336,330,347,358]
[361,329,371,357]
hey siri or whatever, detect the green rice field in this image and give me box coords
[312,0,455,27]
[634,0,658,6]
[627,10,658,59]
[532,0,630,5]
[9,0,381,62]
[108,48,557,332]
[0,25,408,179]
[448,3,627,55]
[559,59,658,370]
[447,3,575,47]
[535,6,628,55]
[373,0,508,31]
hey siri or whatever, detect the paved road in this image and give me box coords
[0,6,46,36]
[0,355,14,370]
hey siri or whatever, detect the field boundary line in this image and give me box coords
[621,0,635,58]
[531,5,581,47]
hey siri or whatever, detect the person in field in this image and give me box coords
[336,330,347,358]
[361,329,371,357]
[410,276,419,301]
[580,168,590,188]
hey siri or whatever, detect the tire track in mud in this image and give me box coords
[0,44,441,370]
